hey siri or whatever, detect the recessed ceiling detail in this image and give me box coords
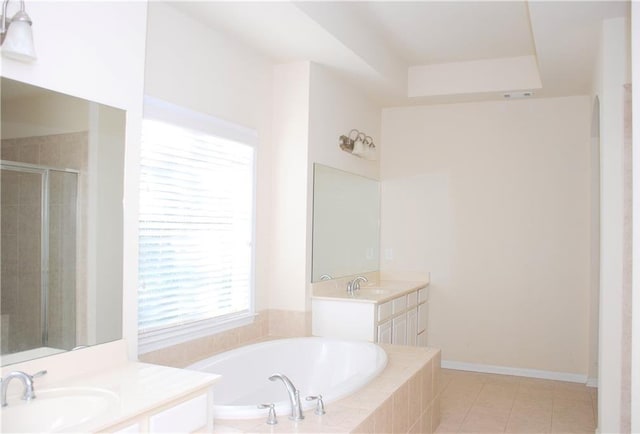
[171,1,629,106]
[408,55,542,98]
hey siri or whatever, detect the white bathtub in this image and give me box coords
[186,337,388,419]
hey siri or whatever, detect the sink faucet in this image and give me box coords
[1,370,47,407]
[347,276,368,294]
[268,373,304,421]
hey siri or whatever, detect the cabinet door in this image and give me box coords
[418,302,428,334]
[377,320,392,344]
[149,393,208,433]
[417,330,428,347]
[392,313,407,345]
[406,307,417,346]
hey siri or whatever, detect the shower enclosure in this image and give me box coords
[1,161,78,354]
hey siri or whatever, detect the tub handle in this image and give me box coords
[258,403,278,425]
[305,394,326,415]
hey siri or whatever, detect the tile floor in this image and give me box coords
[435,369,597,433]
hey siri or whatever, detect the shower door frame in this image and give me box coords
[1,160,79,349]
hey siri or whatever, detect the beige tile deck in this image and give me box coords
[435,369,597,434]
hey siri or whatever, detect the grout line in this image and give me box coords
[502,382,518,434]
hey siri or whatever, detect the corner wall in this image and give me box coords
[593,16,631,433]
[268,62,382,312]
[380,96,592,377]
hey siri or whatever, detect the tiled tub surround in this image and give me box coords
[140,309,312,368]
[212,345,442,433]
[188,337,388,420]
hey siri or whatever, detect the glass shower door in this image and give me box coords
[0,164,77,354]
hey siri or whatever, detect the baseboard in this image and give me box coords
[441,359,589,384]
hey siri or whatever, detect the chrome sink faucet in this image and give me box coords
[1,370,47,407]
[268,373,304,421]
[347,275,368,294]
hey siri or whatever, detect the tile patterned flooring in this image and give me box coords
[435,369,597,433]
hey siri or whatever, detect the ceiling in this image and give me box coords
[172,1,629,107]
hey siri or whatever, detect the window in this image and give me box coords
[138,98,256,353]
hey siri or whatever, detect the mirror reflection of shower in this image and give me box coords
[1,162,78,354]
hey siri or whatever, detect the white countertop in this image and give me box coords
[3,361,220,433]
[311,279,429,304]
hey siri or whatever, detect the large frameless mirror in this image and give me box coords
[0,77,125,366]
[311,164,380,282]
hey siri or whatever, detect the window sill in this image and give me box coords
[138,312,256,355]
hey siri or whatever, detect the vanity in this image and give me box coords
[311,277,430,346]
[0,341,220,433]
[310,164,431,347]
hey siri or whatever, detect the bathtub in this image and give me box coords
[186,337,388,419]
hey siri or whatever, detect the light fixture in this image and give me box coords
[1,0,36,62]
[338,129,376,159]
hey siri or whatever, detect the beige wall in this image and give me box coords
[256,61,383,311]
[1,92,88,140]
[308,64,380,181]
[380,96,592,376]
[268,62,311,311]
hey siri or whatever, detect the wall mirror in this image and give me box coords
[311,164,380,282]
[0,77,125,366]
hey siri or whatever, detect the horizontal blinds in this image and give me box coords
[138,119,254,334]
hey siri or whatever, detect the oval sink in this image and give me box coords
[1,387,119,433]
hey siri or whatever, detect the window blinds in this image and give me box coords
[138,118,254,335]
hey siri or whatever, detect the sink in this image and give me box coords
[1,387,119,433]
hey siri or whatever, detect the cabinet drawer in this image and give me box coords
[392,295,407,314]
[149,393,208,433]
[418,287,428,303]
[378,301,393,322]
[407,291,418,307]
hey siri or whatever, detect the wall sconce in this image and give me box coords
[1,0,36,62]
[338,129,376,159]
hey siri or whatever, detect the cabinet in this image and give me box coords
[105,389,213,433]
[406,307,417,346]
[377,320,392,344]
[312,282,429,347]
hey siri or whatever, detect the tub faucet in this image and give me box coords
[268,373,304,421]
[1,370,47,407]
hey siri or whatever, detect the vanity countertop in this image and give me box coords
[2,361,220,433]
[311,279,429,304]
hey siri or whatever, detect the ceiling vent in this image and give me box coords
[503,91,534,99]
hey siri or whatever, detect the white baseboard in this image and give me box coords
[441,360,589,384]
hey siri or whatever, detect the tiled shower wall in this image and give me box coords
[0,132,87,353]
[1,169,42,353]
